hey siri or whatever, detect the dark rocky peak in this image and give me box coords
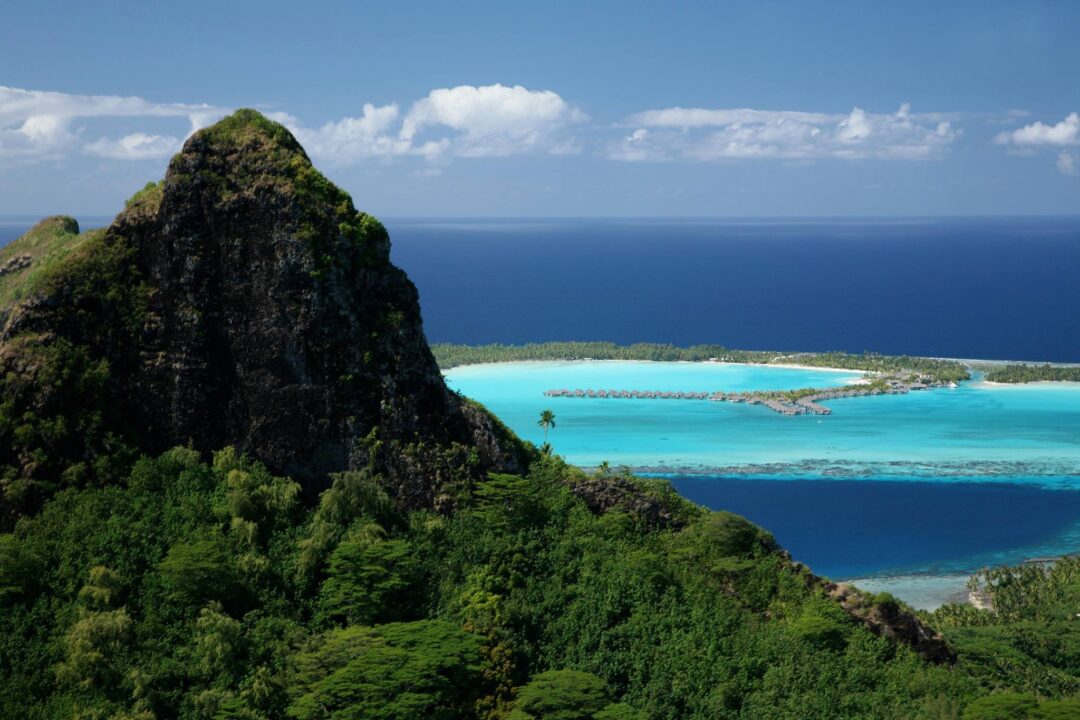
[0,110,528,522]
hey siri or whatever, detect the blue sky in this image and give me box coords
[1,0,1078,217]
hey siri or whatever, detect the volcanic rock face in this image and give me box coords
[0,110,527,514]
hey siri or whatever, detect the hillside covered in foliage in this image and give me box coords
[4,446,1080,719]
[1,111,1078,720]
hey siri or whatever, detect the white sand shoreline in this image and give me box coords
[973,379,1080,390]
[445,358,869,375]
[719,361,864,375]
[848,573,973,611]
[444,358,1080,389]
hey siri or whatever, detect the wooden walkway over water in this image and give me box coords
[543,381,934,417]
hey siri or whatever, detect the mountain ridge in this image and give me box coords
[0,109,528,524]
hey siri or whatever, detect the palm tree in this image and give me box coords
[537,409,556,445]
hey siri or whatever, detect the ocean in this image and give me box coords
[387,217,1080,362]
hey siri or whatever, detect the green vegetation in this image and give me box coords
[124,180,164,209]
[0,216,90,308]
[922,556,1080,716]
[538,409,556,447]
[432,343,971,384]
[983,364,1080,384]
[508,669,644,719]
[188,107,389,276]
[3,440,1079,719]
[0,220,151,509]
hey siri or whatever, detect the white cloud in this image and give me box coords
[995,112,1079,146]
[0,86,226,163]
[273,84,586,164]
[83,132,182,160]
[1058,151,1077,176]
[2,83,585,168]
[611,104,958,162]
[276,104,413,164]
[399,84,586,157]
[625,108,834,128]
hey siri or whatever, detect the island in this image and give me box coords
[432,341,972,384]
[435,342,974,415]
[981,363,1080,383]
[3,110,1079,720]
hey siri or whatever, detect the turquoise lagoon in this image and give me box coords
[445,361,1080,608]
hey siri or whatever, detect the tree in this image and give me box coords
[194,601,245,679]
[508,669,610,720]
[287,621,485,720]
[316,530,422,626]
[961,693,1037,720]
[159,536,235,604]
[594,705,646,720]
[297,468,395,582]
[537,410,556,446]
[55,610,132,690]
[0,534,39,602]
[470,473,544,530]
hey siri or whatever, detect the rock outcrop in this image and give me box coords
[568,475,689,530]
[0,110,529,520]
[0,255,31,278]
[825,582,955,664]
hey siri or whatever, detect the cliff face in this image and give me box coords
[0,110,528,519]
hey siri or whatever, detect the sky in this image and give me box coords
[1,0,1078,217]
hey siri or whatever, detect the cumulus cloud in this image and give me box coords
[626,108,834,128]
[994,113,1080,175]
[273,104,415,163]
[275,84,586,164]
[2,83,585,168]
[1058,151,1077,176]
[0,85,226,163]
[399,84,586,157]
[83,132,182,160]
[995,112,1079,146]
[610,103,959,162]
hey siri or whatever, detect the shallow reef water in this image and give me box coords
[446,360,1080,605]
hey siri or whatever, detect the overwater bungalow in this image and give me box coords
[541,374,952,417]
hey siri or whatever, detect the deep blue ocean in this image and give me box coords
[669,477,1080,579]
[386,217,1080,362]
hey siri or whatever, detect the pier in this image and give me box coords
[543,378,941,417]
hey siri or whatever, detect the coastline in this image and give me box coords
[445,357,872,375]
[973,379,1080,389]
[435,343,1080,385]
[848,573,972,611]
[445,356,1080,389]
[446,357,876,376]
[716,360,868,375]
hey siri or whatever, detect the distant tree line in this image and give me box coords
[432,343,971,383]
[984,363,1080,383]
